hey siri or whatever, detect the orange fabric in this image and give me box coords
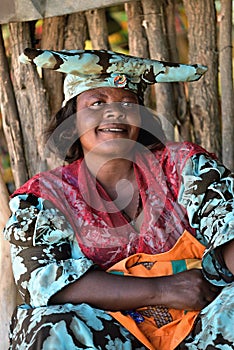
[108,230,205,350]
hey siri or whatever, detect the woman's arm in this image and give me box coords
[4,194,94,307]
[50,268,219,311]
[5,194,219,312]
[221,239,234,275]
[178,153,234,285]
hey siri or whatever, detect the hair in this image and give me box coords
[44,95,167,164]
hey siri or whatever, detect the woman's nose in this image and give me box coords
[103,102,126,119]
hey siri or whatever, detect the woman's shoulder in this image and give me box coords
[11,159,83,199]
[164,141,212,156]
[152,141,216,164]
[148,141,217,178]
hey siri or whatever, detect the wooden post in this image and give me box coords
[9,21,50,177]
[0,25,28,188]
[141,0,177,141]
[0,168,15,349]
[0,169,10,230]
[124,1,153,108]
[219,0,234,170]
[85,8,110,50]
[64,12,88,50]
[125,1,149,58]
[183,0,221,159]
[41,16,66,115]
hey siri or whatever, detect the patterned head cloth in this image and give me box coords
[19,48,207,105]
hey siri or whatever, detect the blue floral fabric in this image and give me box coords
[178,154,234,286]
[4,146,234,349]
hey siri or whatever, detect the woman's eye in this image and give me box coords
[89,101,104,109]
[121,101,134,108]
[93,101,103,106]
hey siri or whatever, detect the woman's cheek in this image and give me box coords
[76,112,100,138]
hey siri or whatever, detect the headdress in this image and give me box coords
[19,48,207,105]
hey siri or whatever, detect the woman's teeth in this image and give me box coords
[100,128,126,132]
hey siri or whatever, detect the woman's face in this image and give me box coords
[76,87,141,158]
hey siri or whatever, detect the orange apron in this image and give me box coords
[108,230,205,350]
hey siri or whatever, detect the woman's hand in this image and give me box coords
[157,269,221,311]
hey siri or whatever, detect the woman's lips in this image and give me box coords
[98,124,128,133]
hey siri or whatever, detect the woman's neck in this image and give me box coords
[87,158,136,196]
[85,158,135,189]
[84,156,143,226]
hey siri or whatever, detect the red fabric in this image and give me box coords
[13,142,209,269]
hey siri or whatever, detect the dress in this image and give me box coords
[4,141,234,349]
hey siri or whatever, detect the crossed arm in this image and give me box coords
[4,154,234,312]
[49,267,220,311]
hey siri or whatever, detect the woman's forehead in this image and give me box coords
[78,87,139,101]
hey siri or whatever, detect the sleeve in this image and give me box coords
[178,153,234,286]
[3,194,95,307]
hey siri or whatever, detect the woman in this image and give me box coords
[4,49,234,349]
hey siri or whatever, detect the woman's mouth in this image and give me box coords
[98,124,128,133]
[99,128,127,133]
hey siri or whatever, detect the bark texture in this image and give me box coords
[183,0,221,158]
[86,8,110,50]
[125,1,152,107]
[41,16,66,115]
[141,0,177,141]
[9,22,49,177]
[219,0,234,169]
[64,12,88,50]
[125,1,148,57]
[0,26,28,188]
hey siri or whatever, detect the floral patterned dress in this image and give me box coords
[4,142,234,349]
